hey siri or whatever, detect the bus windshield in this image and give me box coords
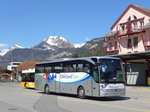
[99,59,124,83]
[22,73,35,82]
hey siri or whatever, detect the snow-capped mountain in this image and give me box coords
[44,36,68,46]
[0,44,23,56]
[33,36,74,49]
[10,44,23,49]
[0,35,105,67]
[81,37,104,49]
[74,43,85,48]
[0,49,10,56]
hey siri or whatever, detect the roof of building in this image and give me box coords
[17,61,41,72]
[111,4,150,30]
[104,31,117,37]
[37,56,121,66]
[136,5,150,13]
[110,51,150,61]
[143,21,150,29]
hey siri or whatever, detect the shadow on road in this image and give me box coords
[37,92,130,102]
[22,88,36,90]
[33,94,71,112]
[33,92,130,112]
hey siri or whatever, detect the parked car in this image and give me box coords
[0,75,11,82]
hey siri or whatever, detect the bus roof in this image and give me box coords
[36,56,120,65]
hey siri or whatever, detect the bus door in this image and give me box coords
[92,66,100,97]
[48,73,56,92]
[55,73,60,93]
[54,64,63,93]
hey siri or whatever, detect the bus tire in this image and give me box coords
[44,84,50,94]
[24,83,27,88]
[78,86,85,99]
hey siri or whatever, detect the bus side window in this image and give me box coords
[45,67,52,73]
[63,63,77,72]
[77,64,83,72]
[53,63,63,73]
[83,63,90,73]
[72,64,77,72]
[36,67,45,73]
[64,64,70,72]
[77,63,90,73]
[92,66,99,83]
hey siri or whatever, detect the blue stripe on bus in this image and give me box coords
[55,75,91,84]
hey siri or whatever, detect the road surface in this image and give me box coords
[0,82,150,112]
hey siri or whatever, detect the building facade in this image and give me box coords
[17,61,41,81]
[104,4,150,55]
[103,4,150,86]
[7,62,22,71]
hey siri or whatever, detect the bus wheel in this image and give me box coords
[44,85,50,94]
[24,83,27,88]
[78,87,85,99]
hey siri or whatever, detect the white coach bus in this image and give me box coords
[35,56,125,98]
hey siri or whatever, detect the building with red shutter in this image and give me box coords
[103,4,150,86]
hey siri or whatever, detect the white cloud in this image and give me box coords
[84,37,90,41]
[0,43,8,47]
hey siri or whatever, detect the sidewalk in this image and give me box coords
[126,86,150,90]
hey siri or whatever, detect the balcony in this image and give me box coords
[115,17,145,37]
[104,46,119,54]
[144,40,150,47]
[116,26,144,37]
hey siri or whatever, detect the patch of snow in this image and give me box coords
[74,43,85,48]
[90,44,98,49]
[10,44,23,50]
[44,36,68,46]
[0,49,10,56]
[0,44,23,56]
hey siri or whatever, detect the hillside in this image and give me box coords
[0,36,105,67]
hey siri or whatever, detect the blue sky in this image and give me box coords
[0,0,150,50]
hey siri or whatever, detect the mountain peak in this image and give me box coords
[44,36,68,46]
[10,44,23,49]
[33,36,74,49]
[0,44,23,56]
[74,43,85,48]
